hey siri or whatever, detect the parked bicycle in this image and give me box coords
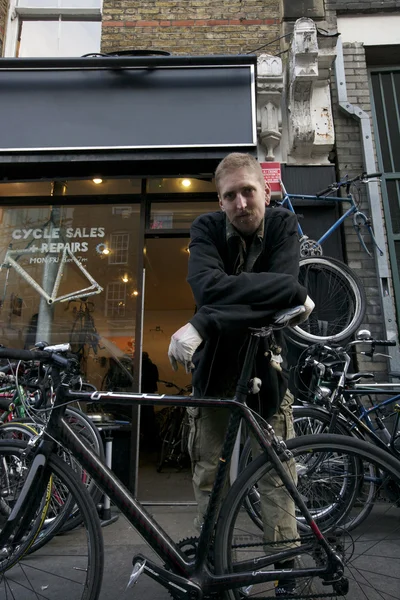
[0,347,105,547]
[280,172,383,346]
[1,312,400,599]
[156,380,191,472]
[290,331,400,530]
[67,298,102,373]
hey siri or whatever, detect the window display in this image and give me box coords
[0,203,139,390]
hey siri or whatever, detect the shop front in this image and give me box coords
[0,53,258,498]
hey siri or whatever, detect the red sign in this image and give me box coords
[260,162,281,193]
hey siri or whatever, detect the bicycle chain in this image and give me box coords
[169,538,343,600]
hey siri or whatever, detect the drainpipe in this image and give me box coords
[334,36,400,372]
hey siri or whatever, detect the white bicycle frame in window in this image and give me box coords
[1,247,103,305]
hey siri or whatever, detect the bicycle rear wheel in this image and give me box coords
[289,257,366,346]
[215,433,400,600]
[0,439,104,600]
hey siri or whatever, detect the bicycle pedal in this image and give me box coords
[126,559,146,589]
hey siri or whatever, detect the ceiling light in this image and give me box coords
[102,247,110,255]
[181,178,191,188]
[93,178,103,184]
[122,274,129,283]
[133,290,139,296]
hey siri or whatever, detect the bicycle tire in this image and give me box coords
[215,433,400,600]
[0,436,51,567]
[292,405,376,531]
[288,256,366,345]
[0,439,104,600]
[238,407,375,534]
[59,407,104,532]
[3,408,105,542]
[0,421,75,553]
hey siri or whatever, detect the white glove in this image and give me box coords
[273,295,315,327]
[168,323,203,374]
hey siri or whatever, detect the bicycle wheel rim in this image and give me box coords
[0,440,104,600]
[215,433,400,600]
[290,257,366,344]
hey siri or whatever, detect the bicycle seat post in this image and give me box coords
[234,327,272,403]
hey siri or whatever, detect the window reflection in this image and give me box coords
[0,204,139,390]
[18,19,101,57]
[17,1,101,6]
[149,202,219,230]
[147,177,216,194]
[0,179,142,197]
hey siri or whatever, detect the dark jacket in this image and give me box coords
[188,207,307,416]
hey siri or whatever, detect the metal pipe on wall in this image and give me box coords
[334,36,400,372]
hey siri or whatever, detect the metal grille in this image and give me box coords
[370,69,400,330]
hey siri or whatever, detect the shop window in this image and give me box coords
[108,233,129,265]
[5,0,102,57]
[0,203,139,390]
[106,282,127,318]
[0,179,142,197]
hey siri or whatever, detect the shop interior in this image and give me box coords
[0,175,218,501]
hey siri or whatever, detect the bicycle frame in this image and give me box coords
[0,331,343,596]
[1,247,103,304]
[279,181,384,257]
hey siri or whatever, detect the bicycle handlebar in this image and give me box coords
[0,347,70,368]
[315,172,382,198]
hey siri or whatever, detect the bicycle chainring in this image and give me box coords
[167,537,219,600]
[299,239,323,257]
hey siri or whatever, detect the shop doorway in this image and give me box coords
[139,236,195,502]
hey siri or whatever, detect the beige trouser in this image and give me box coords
[187,390,299,550]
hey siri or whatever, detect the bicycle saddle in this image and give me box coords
[389,372,400,380]
[345,372,375,382]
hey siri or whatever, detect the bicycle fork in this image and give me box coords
[0,439,53,557]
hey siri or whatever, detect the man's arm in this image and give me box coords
[187,211,306,339]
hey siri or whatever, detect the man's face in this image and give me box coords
[218,167,271,235]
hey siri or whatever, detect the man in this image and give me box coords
[168,153,313,597]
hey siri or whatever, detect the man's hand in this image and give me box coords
[168,323,203,374]
[273,296,315,327]
[291,295,315,326]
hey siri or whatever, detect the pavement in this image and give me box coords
[99,504,199,600]
[4,457,400,599]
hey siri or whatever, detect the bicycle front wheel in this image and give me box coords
[215,433,400,600]
[0,440,104,600]
[289,257,366,345]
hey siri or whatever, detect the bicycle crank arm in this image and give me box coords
[131,554,203,599]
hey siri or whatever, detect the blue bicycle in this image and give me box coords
[282,172,383,345]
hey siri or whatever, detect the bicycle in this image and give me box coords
[156,381,191,472]
[289,332,400,530]
[67,298,102,373]
[280,172,383,346]
[0,352,105,546]
[1,317,400,598]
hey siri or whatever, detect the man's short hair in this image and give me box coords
[215,153,264,193]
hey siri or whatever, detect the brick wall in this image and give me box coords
[325,0,400,12]
[0,0,8,56]
[102,0,281,55]
[331,42,389,376]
